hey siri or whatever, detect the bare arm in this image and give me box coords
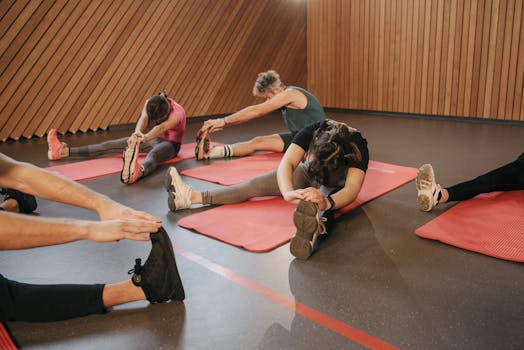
[0,153,160,223]
[0,211,161,250]
[300,168,366,211]
[276,144,366,210]
[134,101,149,134]
[203,89,301,133]
[277,144,307,203]
[142,108,182,142]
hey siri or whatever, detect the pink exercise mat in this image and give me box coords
[46,142,198,181]
[178,161,417,252]
[415,191,524,262]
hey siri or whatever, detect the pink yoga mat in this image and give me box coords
[179,161,417,252]
[181,152,282,185]
[46,142,198,181]
[415,191,524,262]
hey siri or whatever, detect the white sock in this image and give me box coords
[209,145,233,159]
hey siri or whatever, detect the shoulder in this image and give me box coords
[292,121,324,150]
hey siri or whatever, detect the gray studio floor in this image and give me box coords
[1,111,523,350]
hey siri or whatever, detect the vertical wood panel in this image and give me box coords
[2,0,522,141]
[0,0,307,141]
[307,0,524,121]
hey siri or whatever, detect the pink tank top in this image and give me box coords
[159,98,186,143]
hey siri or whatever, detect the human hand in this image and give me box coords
[86,219,161,242]
[202,117,226,133]
[282,189,306,204]
[300,187,326,208]
[127,132,144,147]
[96,198,162,224]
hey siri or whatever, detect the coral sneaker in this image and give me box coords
[47,129,68,160]
[121,140,142,184]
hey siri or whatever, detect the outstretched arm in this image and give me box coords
[299,168,365,211]
[0,153,161,223]
[0,211,161,250]
[277,144,306,203]
[142,108,183,142]
[202,89,300,133]
[276,145,366,210]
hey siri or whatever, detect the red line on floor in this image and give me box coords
[173,244,399,350]
[0,323,17,350]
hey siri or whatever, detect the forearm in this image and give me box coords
[224,106,262,126]
[0,211,89,250]
[326,186,360,210]
[5,162,112,214]
[143,125,164,141]
[277,162,296,195]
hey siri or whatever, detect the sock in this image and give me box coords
[209,145,233,159]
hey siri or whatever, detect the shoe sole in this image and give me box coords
[154,227,185,301]
[164,168,176,192]
[195,129,210,160]
[416,164,435,190]
[417,192,433,212]
[416,164,435,211]
[165,167,185,211]
[289,201,318,260]
[121,142,141,184]
[167,191,177,212]
[47,129,62,160]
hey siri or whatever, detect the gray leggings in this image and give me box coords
[70,137,181,177]
[201,163,337,205]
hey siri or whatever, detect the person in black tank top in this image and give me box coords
[167,120,369,260]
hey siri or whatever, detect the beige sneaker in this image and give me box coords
[416,164,441,212]
[165,167,193,210]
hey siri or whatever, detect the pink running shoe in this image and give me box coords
[121,140,142,184]
[47,129,68,160]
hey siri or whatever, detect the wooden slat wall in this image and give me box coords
[0,0,307,141]
[308,0,524,121]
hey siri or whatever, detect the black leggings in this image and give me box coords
[70,137,181,177]
[0,274,105,322]
[446,152,524,202]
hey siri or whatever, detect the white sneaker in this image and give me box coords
[165,167,192,211]
[416,164,441,212]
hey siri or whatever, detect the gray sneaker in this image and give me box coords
[289,201,326,260]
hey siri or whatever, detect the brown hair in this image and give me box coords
[307,120,362,184]
[252,70,282,96]
[146,94,170,122]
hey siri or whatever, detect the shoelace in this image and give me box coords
[128,258,143,275]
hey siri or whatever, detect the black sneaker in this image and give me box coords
[1,188,37,214]
[289,201,326,260]
[128,227,185,303]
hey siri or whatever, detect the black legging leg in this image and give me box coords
[446,152,524,202]
[0,274,105,322]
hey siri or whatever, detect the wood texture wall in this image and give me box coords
[308,0,524,121]
[0,0,306,141]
